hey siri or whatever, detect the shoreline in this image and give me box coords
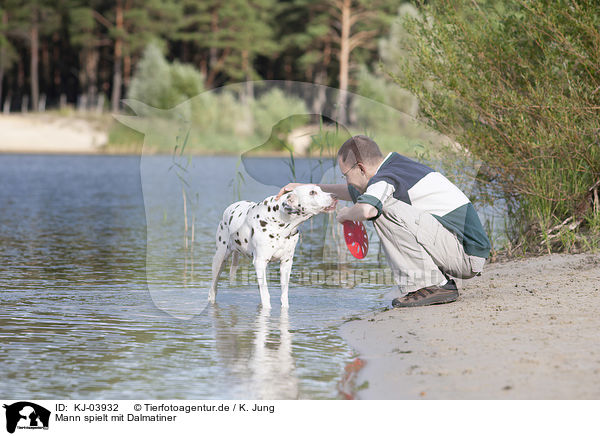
[0,113,340,157]
[339,252,600,399]
[0,113,108,154]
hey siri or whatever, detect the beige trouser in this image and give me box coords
[373,197,486,296]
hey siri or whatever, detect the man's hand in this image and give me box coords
[275,183,305,200]
[336,206,352,224]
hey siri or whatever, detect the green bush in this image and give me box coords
[251,88,308,139]
[353,65,417,129]
[391,0,600,253]
[128,42,204,110]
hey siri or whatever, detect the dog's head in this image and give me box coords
[281,185,337,216]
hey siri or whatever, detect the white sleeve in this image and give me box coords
[363,180,395,204]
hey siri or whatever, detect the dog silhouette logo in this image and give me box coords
[3,402,50,434]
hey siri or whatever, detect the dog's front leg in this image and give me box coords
[253,257,271,308]
[279,258,293,308]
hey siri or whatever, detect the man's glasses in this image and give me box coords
[341,162,359,180]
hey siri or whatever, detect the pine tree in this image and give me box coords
[327,0,397,124]
[3,0,59,111]
[88,0,181,112]
[175,0,277,94]
[67,0,105,109]
[0,6,17,107]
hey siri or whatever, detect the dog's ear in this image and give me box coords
[281,192,299,214]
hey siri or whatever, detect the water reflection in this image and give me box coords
[210,305,298,399]
[0,154,386,399]
[249,307,298,399]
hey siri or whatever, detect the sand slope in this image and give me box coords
[0,114,107,154]
[340,253,600,399]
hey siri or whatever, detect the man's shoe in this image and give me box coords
[392,279,458,308]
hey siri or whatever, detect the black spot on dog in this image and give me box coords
[218,236,221,241]
[238,212,242,217]
[263,200,267,205]
[262,228,266,232]
[260,220,267,227]
[244,238,248,243]
[273,205,279,211]
[228,215,233,224]
[235,239,241,245]
[256,214,259,218]
[269,234,274,238]
[223,240,226,245]
[279,223,285,227]
[251,228,254,237]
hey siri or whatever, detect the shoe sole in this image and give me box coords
[392,293,458,308]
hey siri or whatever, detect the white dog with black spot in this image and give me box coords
[209,184,338,308]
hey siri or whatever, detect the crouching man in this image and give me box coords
[276,135,491,307]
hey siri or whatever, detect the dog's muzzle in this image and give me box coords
[323,198,338,212]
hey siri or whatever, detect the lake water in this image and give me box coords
[0,154,392,400]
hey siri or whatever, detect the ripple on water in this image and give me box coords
[0,155,388,399]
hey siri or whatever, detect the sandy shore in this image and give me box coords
[0,114,107,154]
[340,253,600,399]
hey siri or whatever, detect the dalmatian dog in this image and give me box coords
[209,184,338,308]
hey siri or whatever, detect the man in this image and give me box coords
[276,135,491,307]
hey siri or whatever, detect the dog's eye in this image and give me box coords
[310,190,316,196]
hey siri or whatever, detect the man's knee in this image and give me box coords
[445,255,486,279]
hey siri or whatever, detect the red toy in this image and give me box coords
[343,221,368,259]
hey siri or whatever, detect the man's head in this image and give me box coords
[337,135,384,191]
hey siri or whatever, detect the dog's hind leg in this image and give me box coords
[209,243,230,304]
[229,251,240,285]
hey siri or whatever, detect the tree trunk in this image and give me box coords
[42,40,50,89]
[52,32,61,91]
[78,51,88,108]
[313,40,332,117]
[17,56,24,91]
[0,57,3,108]
[86,48,99,106]
[0,11,7,107]
[205,10,218,89]
[123,53,131,86]
[111,0,123,113]
[242,50,253,101]
[312,69,328,115]
[337,0,351,125]
[209,10,218,70]
[30,16,39,111]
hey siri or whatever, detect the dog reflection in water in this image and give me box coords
[211,305,298,399]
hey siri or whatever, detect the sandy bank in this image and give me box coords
[340,253,600,399]
[0,114,107,154]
